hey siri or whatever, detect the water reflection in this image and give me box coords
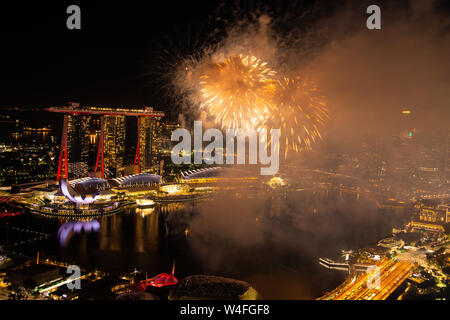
[57,220,100,246]
[6,189,410,299]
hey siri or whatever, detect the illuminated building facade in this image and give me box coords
[67,114,90,166]
[138,117,163,173]
[411,199,450,232]
[103,115,126,178]
[161,122,181,152]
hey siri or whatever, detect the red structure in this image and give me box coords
[48,105,164,181]
[56,115,69,180]
[0,212,21,218]
[136,261,178,291]
[94,116,105,179]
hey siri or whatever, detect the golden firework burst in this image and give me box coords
[199,54,278,131]
[269,76,329,157]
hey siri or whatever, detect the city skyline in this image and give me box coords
[0,0,449,308]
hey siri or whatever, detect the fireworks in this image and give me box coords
[270,76,329,157]
[199,55,278,132]
[196,54,329,157]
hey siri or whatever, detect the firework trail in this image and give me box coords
[270,76,329,157]
[197,55,328,157]
[199,54,278,132]
[166,7,330,157]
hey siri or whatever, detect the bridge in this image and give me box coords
[319,257,373,273]
[318,259,413,300]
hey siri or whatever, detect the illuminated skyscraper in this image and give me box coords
[103,115,126,177]
[66,113,90,178]
[67,115,90,163]
[151,120,163,165]
[161,122,181,152]
[138,117,163,172]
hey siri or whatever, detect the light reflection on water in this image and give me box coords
[2,190,409,299]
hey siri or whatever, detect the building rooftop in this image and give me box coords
[47,105,164,118]
[109,173,162,187]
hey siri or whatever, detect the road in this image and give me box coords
[318,259,413,300]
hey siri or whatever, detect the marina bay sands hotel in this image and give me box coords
[47,102,167,180]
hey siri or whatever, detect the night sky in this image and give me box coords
[1,0,449,125]
[0,1,357,114]
[0,1,224,112]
